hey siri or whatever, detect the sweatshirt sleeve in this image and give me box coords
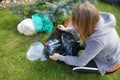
[59,39,104,67]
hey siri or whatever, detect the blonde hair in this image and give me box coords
[63,18,72,27]
[72,2,100,42]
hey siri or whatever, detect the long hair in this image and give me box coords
[72,2,100,42]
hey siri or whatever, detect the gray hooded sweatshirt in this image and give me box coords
[59,12,120,75]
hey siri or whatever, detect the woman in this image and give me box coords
[49,2,120,75]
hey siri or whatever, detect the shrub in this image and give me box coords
[7,0,81,26]
[101,0,120,5]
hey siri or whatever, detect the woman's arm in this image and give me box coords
[50,39,104,67]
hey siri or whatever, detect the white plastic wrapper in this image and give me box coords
[17,18,37,35]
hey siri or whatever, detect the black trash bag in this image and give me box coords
[44,28,65,57]
[61,30,79,56]
[44,28,85,58]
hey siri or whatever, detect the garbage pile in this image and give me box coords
[17,13,53,35]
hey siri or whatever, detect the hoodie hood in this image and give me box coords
[89,12,116,38]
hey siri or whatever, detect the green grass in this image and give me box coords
[0,1,120,80]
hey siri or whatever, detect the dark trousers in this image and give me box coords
[72,60,99,74]
[58,59,114,74]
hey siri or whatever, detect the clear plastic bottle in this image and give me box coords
[26,40,47,61]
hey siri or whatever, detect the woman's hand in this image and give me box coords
[57,25,66,31]
[49,53,60,61]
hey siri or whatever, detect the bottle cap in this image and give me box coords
[35,39,40,42]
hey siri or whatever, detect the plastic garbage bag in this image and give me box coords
[32,13,53,33]
[44,28,65,57]
[44,28,86,57]
[17,18,37,35]
[26,40,47,61]
[62,32,80,56]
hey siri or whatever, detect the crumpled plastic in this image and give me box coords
[17,18,37,35]
[32,13,53,33]
[44,28,65,57]
[44,28,86,57]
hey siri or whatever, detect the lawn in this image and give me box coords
[0,1,120,80]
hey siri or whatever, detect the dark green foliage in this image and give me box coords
[7,1,46,19]
[6,0,81,26]
[101,0,120,5]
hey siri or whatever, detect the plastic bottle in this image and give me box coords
[26,40,47,61]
